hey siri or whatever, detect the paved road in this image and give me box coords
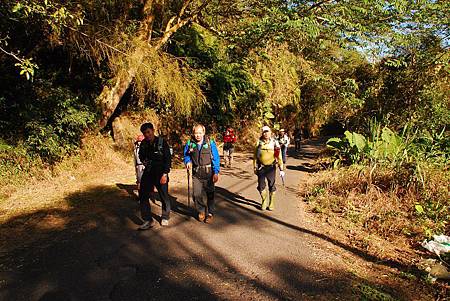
[0,141,411,300]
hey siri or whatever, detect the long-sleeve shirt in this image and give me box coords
[184,138,220,175]
[139,136,171,175]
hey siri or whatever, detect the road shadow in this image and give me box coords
[216,186,261,209]
[286,163,319,173]
[116,183,195,220]
[216,187,423,277]
[0,183,433,300]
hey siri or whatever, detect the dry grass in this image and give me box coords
[303,164,449,263]
[0,134,133,221]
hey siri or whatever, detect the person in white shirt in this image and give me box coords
[277,129,290,164]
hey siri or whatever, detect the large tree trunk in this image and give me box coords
[98,0,154,128]
[98,0,209,129]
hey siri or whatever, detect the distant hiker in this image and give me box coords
[134,134,145,191]
[294,128,302,152]
[277,129,290,164]
[253,126,285,211]
[184,124,220,224]
[137,123,172,229]
[222,127,237,168]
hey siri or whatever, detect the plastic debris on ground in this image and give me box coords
[419,235,450,281]
[421,235,450,256]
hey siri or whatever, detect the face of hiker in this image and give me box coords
[142,128,155,140]
[193,127,205,143]
[263,130,271,140]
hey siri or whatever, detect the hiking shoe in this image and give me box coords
[161,219,169,226]
[138,220,154,230]
[198,212,206,222]
[205,214,214,224]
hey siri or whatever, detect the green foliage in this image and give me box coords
[355,283,398,301]
[169,26,263,128]
[24,87,96,163]
[327,124,449,171]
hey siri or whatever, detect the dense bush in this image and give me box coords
[1,84,96,164]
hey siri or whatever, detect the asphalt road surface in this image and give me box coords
[0,142,414,300]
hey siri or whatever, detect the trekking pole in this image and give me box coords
[280,167,286,195]
[187,168,191,208]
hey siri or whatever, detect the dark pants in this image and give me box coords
[295,139,301,151]
[139,170,170,221]
[281,145,287,164]
[193,167,215,215]
[257,165,277,193]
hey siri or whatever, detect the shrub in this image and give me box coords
[24,87,96,164]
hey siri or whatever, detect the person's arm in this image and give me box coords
[162,140,171,174]
[183,142,192,166]
[133,145,139,165]
[275,141,284,170]
[210,140,220,174]
[138,140,148,165]
[253,142,259,170]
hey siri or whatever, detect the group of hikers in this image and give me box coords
[133,122,302,230]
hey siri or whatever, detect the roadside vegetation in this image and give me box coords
[0,0,449,296]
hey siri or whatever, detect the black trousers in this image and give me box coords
[139,170,170,221]
[295,139,301,151]
[257,165,277,193]
[192,167,215,215]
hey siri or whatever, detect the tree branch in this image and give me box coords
[0,45,25,63]
[157,0,212,49]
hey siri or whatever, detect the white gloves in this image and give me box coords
[280,170,285,178]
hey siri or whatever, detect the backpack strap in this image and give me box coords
[158,137,163,153]
[208,137,214,160]
[256,139,263,163]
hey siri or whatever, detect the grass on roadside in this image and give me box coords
[0,134,130,201]
[304,163,449,254]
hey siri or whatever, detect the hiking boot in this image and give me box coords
[260,190,268,210]
[268,192,276,210]
[205,214,214,224]
[138,220,154,230]
[161,218,169,226]
[198,211,206,222]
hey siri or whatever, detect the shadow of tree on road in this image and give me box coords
[217,188,422,275]
[0,183,429,300]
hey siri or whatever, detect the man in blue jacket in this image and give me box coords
[184,124,220,224]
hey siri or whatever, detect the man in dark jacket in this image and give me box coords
[138,122,172,229]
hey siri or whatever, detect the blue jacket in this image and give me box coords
[184,138,220,174]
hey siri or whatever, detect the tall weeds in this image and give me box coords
[312,121,449,241]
